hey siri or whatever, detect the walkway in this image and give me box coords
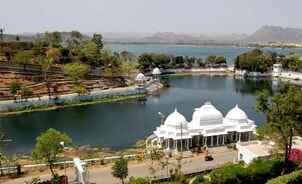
[2,147,237,184]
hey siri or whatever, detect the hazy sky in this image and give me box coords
[1,0,302,34]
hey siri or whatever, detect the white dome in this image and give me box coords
[191,102,223,126]
[224,104,248,124]
[135,73,145,81]
[164,109,188,128]
[152,67,161,75]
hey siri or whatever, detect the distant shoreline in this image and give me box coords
[105,41,302,48]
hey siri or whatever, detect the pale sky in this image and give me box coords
[1,0,302,34]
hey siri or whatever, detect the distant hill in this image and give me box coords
[3,25,302,45]
[3,32,90,43]
[244,25,302,43]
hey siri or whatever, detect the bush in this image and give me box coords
[208,160,285,184]
[191,175,208,184]
[209,164,247,184]
[246,159,284,184]
[266,170,302,184]
[128,177,149,184]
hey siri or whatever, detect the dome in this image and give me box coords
[152,67,161,75]
[224,104,248,124]
[191,102,223,126]
[135,73,145,81]
[164,108,188,128]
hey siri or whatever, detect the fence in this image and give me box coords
[0,154,137,176]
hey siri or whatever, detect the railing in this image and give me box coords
[0,154,137,174]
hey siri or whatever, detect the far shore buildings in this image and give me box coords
[146,102,257,152]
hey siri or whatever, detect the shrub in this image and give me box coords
[246,159,284,184]
[209,164,247,184]
[266,170,302,184]
[128,177,149,184]
[191,175,208,184]
[208,160,285,184]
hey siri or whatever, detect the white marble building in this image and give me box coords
[146,102,256,152]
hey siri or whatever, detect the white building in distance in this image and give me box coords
[146,102,256,152]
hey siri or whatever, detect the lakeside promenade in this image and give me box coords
[2,147,236,184]
[0,80,163,114]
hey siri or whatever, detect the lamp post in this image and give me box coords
[158,112,165,125]
[59,141,67,184]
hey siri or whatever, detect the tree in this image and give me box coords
[67,31,83,55]
[9,80,22,96]
[32,128,72,176]
[73,83,88,96]
[234,49,275,72]
[43,32,62,48]
[111,157,128,184]
[37,56,54,99]
[64,62,90,83]
[46,48,61,63]
[92,33,104,50]
[12,50,34,70]
[256,85,302,170]
[206,55,226,66]
[80,41,101,66]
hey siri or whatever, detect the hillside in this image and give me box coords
[3,25,302,45]
[3,32,90,43]
[245,25,302,43]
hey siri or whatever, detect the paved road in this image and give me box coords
[3,148,237,184]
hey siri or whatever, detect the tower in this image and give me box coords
[0,28,3,42]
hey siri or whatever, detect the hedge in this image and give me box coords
[266,170,302,184]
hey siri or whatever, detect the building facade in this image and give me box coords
[146,102,256,152]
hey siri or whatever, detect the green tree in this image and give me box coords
[80,41,101,66]
[111,157,128,184]
[101,50,124,76]
[92,33,104,50]
[67,31,83,55]
[234,49,276,73]
[9,80,22,96]
[32,128,72,176]
[73,83,88,96]
[43,32,62,48]
[12,50,34,70]
[256,85,302,169]
[37,56,54,99]
[64,62,90,83]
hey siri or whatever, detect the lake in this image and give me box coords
[0,75,276,154]
[106,43,302,65]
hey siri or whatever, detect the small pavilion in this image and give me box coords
[152,67,161,80]
[135,73,146,86]
[146,101,256,152]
